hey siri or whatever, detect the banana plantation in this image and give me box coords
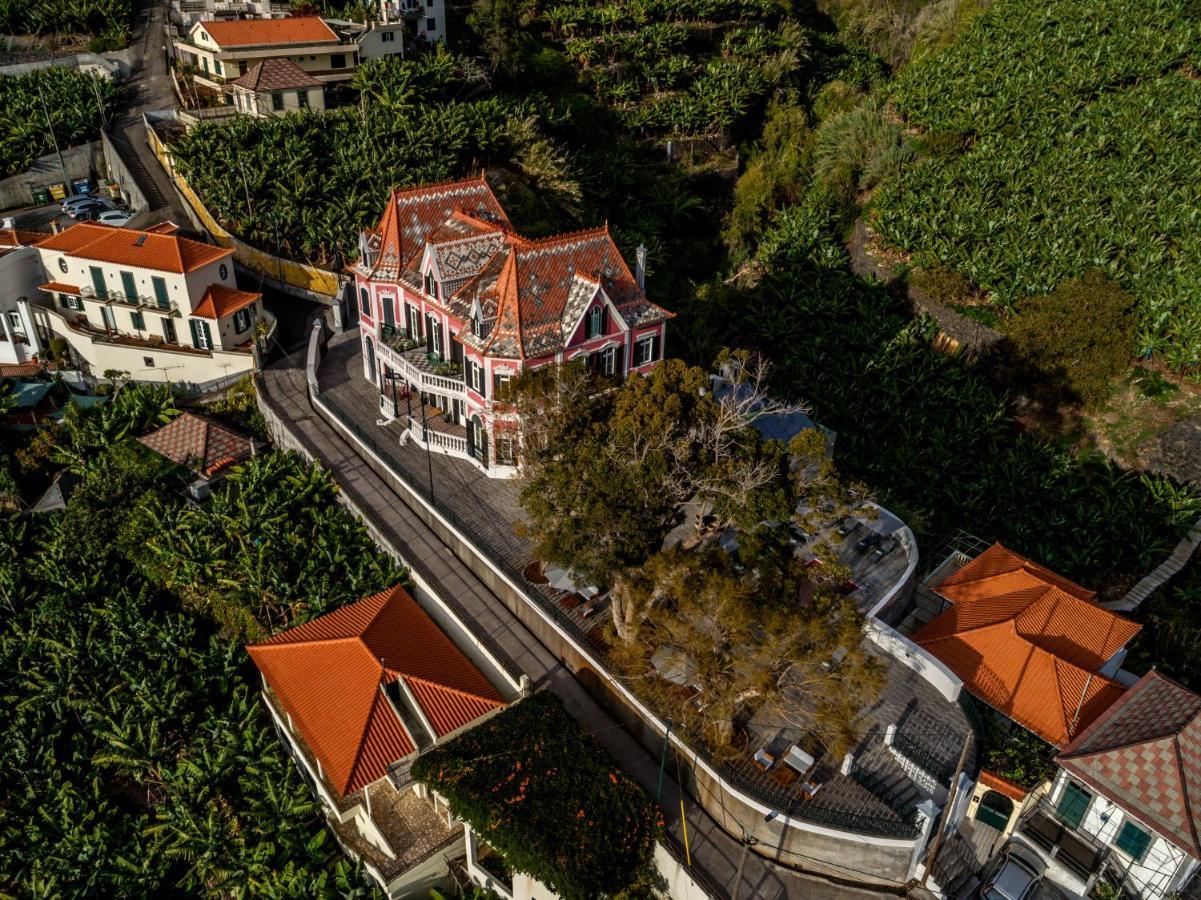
[0,0,132,47]
[874,0,1201,367]
[0,67,119,178]
[0,386,401,897]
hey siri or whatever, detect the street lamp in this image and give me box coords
[732,809,778,900]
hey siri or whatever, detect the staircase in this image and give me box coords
[1104,514,1201,612]
[852,743,922,819]
[105,126,171,213]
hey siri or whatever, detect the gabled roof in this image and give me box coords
[197,15,339,48]
[0,226,49,248]
[361,176,511,282]
[136,411,255,476]
[36,223,232,274]
[192,283,260,319]
[246,585,505,797]
[1059,671,1201,859]
[230,57,324,92]
[914,543,1140,747]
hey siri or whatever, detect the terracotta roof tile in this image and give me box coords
[192,284,260,319]
[247,585,505,796]
[39,281,81,295]
[0,227,50,248]
[1059,671,1201,859]
[36,223,232,274]
[979,769,1029,801]
[230,57,324,92]
[136,411,255,476]
[199,15,338,48]
[914,543,1140,747]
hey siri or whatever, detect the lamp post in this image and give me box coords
[417,390,435,503]
[732,810,778,900]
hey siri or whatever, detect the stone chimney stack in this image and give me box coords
[635,244,647,291]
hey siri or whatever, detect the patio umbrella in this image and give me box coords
[545,564,600,598]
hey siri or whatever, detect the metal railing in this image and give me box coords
[379,340,466,396]
[892,728,960,785]
[81,285,179,313]
[313,386,925,841]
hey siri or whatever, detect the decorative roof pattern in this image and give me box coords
[136,411,255,476]
[192,283,260,319]
[36,223,232,274]
[198,16,339,48]
[914,543,1140,747]
[246,585,505,797]
[230,57,324,92]
[1059,671,1201,859]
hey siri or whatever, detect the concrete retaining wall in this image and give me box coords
[0,141,104,211]
[100,130,150,213]
[0,49,133,78]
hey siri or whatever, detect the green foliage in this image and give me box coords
[0,0,132,41]
[0,437,394,896]
[412,692,658,900]
[131,451,405,641]
[686,192,1201,590]
[0,67,120,178]
[1127,563,1201,692]
[204,376,270,442]
[979,711,1058,789]
[469,0,540,78]
[875,0,1201,367]
[1006,270,1137,408]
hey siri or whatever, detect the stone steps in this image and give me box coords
[1103,516,1201,612]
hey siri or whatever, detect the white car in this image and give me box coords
[94,209,133,227]
[981,845,1046,900]
[67,199,116,219]
[60,194,98,212]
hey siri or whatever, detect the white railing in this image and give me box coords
[427,429,468,455]
[379,340,466,397]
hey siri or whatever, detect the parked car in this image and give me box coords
[60,193,98,212]
[93,209,133,227]
[68,199,116,219]
[981,844,1045,900]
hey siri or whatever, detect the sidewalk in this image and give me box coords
[257,342,894,900]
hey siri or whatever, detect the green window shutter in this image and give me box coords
[1056,781,1091,829]
[203,321,213,348]
[1115,821,1152,861]
[130,311,145,331]
[152,277,169,309]
[188,318,201,347]
[120,271,137,300]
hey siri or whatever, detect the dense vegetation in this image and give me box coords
[412,692,659,900]
[0,0,132,45]
[0,67,119,178]
[0,386,402,896]
[873,0,1201,368]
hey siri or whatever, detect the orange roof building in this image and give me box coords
[31,221,271,386]
[914,543,1141,748]
[247,585,507,797]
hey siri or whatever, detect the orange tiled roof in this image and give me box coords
[246,585,505,797]
[192,284,260,319]
[0,227,49,248]
[199,15,339,48]
[978,769,1029,801]
[39,281,81,295]
[144,222,181,235]
[36,223,232,275]
[915,543,1141,748]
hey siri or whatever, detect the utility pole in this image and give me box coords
[36,79,71,187]
[921,731,973,887]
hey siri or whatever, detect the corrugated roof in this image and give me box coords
[230,57,324,92]
[246,585,505,796]
[192,283,260,319]
[199,15,338,48]
[914,543,1140,747]
[36,223,232,274]
[1059,671,1201,859]
[136,411,255,476]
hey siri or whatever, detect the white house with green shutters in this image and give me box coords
[28,222,273,391]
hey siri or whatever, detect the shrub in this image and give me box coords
[1006,270,1136,408]
[412,692,658,900]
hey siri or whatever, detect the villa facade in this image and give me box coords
[29,222,273,390]
[349,175,672,477]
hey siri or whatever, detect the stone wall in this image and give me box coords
[0,141,104,211]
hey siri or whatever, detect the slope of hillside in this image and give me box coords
[873,0,1201,367]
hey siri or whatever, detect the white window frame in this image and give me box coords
[636,336,654,366]
[588,305,602,339]
[600,345,617,376]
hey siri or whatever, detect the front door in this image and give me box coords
[451,398,465,426]
[406,303,421,339]
[161,317,176,344]
[426,314,440,358]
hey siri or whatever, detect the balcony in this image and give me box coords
[1016,798,1110,884]
[378,329,465,396]
[406,408,468,458]
[80,286,180,315]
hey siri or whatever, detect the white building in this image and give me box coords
[29,222,273,391]
[0,227,47,369]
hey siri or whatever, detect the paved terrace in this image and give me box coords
[258,333,888,899]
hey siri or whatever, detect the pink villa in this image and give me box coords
[349,175,672,478]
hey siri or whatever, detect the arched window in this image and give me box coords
[974,790,1014,831]
[588,305,603,338]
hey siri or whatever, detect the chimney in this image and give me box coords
[635,244,647,291]
[51,219,61,234]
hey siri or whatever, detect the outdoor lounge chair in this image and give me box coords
[855,532,882,554]
[873,535,899,559]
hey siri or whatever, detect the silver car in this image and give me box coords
[981,845,1046,900]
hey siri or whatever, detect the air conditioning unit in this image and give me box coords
[188,478,211,501]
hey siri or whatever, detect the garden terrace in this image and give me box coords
[326,784,459,883]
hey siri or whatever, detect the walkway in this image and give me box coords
[1104,515,1201,612]
[257,341,892,900]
